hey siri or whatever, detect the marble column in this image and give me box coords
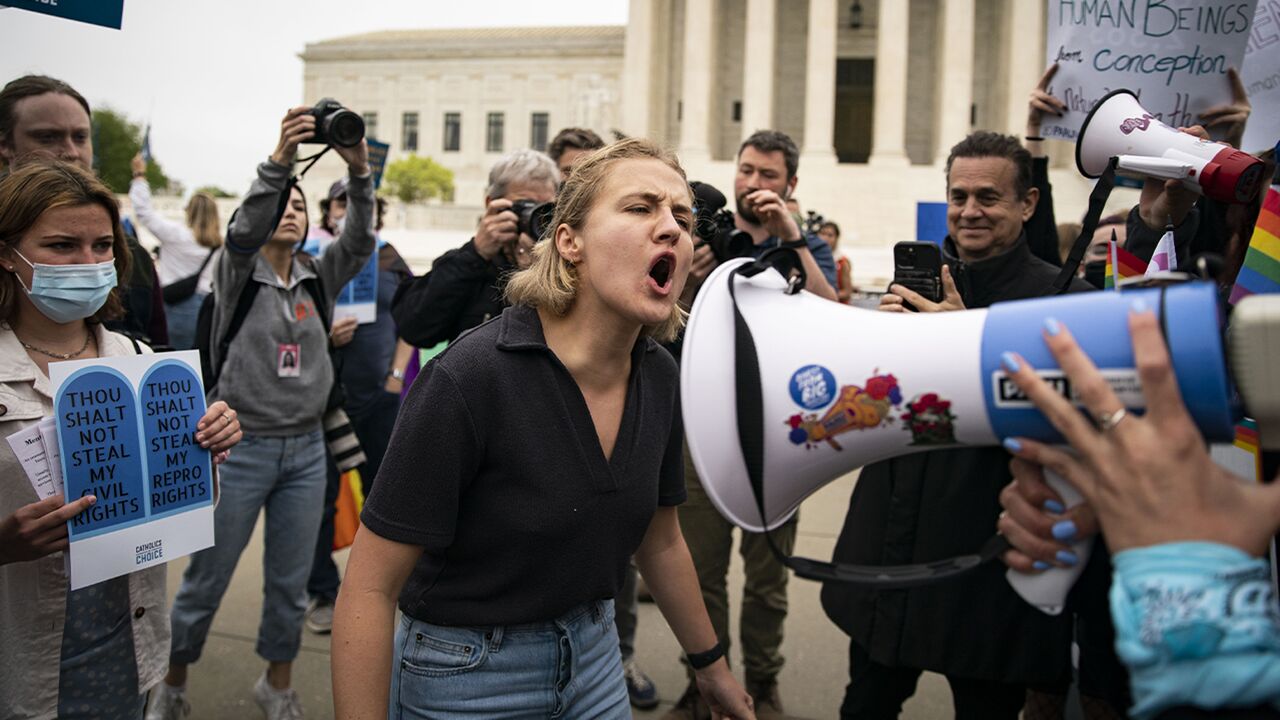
[869,0,910,166]
[933,0,975,163]
[1004,0,1046,135]
[679,0,716,162]
[622,0,656,138]
[801,0,838,164]
[740,0,776,139]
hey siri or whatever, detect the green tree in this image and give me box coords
[91,107,170,193]
[194,185,236,199]
[383,154,454,204]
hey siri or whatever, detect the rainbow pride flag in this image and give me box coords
[1230,187,1280,305]
[1234,418,1262,483]
[1105,232,1148,289]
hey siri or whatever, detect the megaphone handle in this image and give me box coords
[1005,467,1093,615]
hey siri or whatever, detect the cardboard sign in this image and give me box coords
[1241,0,1280,152]
[51,350,213,589]
[2,0,124,29]
[336,246,378,324]
[1042,0,1258,142]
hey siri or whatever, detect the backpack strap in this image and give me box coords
[209,278,262,386]
[208,254,331,388]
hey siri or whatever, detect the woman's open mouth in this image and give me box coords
[648,253,675,293]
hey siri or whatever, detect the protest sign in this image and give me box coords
[51,350,213,589]
[336,246,379,324]
[1,0,125,29]
[1241,0,1280,152]
[367,139,391,190]
[1042,0,1258,142]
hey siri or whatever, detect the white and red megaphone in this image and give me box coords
[1076,88,1264,204]
[682,256,1238,613]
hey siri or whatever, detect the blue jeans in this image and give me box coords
[390,601,630,719]
[169,430,326,664]
[163,291,205,351]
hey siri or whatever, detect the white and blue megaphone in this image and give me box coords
[682,255,1244,614]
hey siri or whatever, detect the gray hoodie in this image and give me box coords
[209,160,375,436]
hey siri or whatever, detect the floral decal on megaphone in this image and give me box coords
[784,365,956,451]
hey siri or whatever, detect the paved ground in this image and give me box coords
[161,470,960,719]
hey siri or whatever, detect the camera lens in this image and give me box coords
[327,110,365,148]
[528,201,555,241]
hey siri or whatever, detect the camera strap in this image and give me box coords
[726,251,1011,588]
[294,146,331,179]
[1052,157,1119,294]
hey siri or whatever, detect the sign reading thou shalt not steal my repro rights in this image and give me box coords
[51,350,214,590]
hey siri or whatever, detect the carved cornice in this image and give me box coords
[300,26,625,62]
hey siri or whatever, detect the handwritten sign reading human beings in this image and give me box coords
[52,350,214,589]
[1043,0,1258,142]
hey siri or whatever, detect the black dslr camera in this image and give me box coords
[690,181,754,263]
[803,210,826,236]
[306,98,365,148]
[509,199,556,240]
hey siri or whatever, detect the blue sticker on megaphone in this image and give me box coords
[789,365,837,410]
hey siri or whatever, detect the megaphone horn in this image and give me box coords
[682,258,1236,611]
[1075,88,1264,205]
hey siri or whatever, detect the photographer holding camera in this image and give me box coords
[665,129,836,720]
[392,149,558,348]
[148,104,373,720]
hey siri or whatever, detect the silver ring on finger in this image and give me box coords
[222,412,233,425]
[1096,407,1128,433]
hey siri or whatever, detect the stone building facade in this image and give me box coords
[299,1,1126,282]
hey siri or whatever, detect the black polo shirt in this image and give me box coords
[362,303,686,626]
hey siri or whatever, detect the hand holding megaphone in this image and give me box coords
[998,307,1280,559]
[1077,89,1264,205]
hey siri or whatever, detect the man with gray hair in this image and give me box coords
[392,148,558,346]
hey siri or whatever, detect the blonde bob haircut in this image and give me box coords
[504,137,690,343]
[0,160,131,325]
[186,192,222,249]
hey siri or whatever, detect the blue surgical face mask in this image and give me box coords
[13,250,117,324]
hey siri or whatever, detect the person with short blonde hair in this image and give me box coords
[333,138,755,720]
[506,138,686,342]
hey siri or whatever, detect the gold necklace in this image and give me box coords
[17,329,93,360]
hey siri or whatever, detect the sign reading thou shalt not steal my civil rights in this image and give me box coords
[51,350,213,590]
[1042,0,1258,142]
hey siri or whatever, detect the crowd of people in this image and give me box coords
[0,49,1277,720]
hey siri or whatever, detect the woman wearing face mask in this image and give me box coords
[128,153,222,350]
[148,107,373,720]
[0,161,243,720]
[332,139,755,720]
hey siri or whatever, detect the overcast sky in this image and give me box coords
[0,0,628,193]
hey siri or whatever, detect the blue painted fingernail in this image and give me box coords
[1052,520,1078,541]
[1131,298,1149,314]
[1032,560,1051,571]
[1002,437,1022,453]
[1056,550,1079,566]
[1044,317,1062,336]
[1042,499,1066,514]
[1001,351,1020,373]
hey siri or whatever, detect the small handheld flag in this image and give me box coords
[1230,187,1280,305]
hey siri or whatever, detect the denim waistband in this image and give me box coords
[403,600,612,646]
